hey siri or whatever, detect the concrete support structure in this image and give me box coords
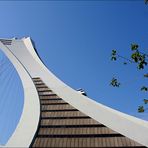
[0,37,148,147]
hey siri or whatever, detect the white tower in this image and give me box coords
[0,37,148,147]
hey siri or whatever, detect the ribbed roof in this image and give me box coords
[30,78,145,148]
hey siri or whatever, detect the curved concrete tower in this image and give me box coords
[0,37,148,147]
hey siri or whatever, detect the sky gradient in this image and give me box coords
[0,0,147,145]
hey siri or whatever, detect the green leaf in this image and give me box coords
[111,50,117,61]
[141,86,148,91]
[112,50,116,55]
[123,62,127,65]
[138,106,144,113]
[145,0,148,4]
[111,57,116,61]
[131,43,139,51]
[110,77,120,87]
[138,63,144,69]
[131,52,138,62]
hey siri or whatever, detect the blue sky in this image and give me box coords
[0,0,147,145]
